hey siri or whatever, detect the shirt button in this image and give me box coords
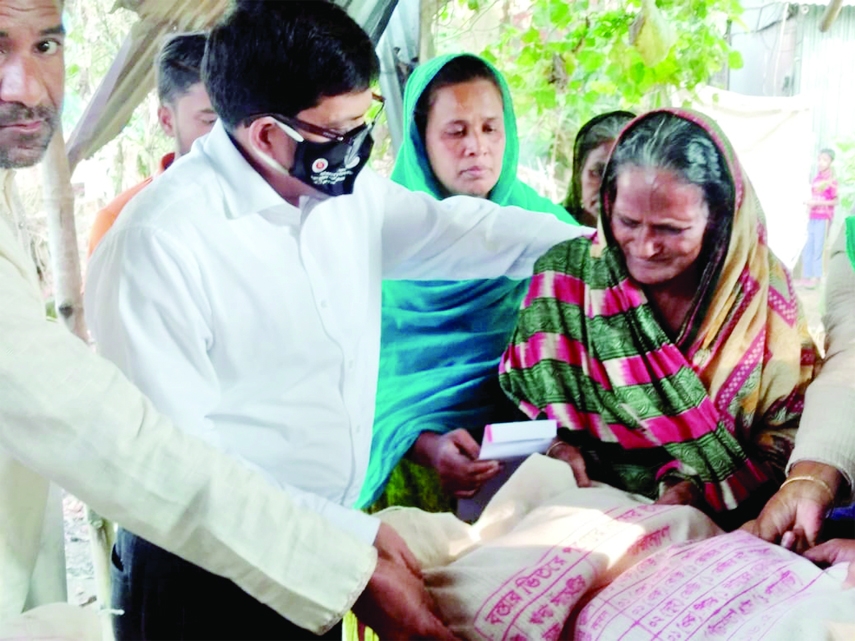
[319,300,328,309]
[348,359,355,369]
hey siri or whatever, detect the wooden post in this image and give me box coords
[40,124,115,641]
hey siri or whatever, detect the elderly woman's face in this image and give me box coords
[580,141,614,218]
[424,78,505,198]
[610,167,708,286]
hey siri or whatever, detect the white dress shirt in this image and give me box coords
[86,121,586,544]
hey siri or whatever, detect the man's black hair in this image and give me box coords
[203,1,380,129]
[156,32,207,106]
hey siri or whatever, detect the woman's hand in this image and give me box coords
[804,539,855,587]
[655,479,704,509]
[546,440,591,487]
[412,430,502,498]
[742,461,843,552]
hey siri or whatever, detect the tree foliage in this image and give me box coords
[437,0,744,187]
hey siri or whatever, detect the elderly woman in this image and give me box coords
[358,54,576,511]
[500,109,818,529]
[564,110,635,227]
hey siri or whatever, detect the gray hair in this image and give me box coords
[602,112,735,263]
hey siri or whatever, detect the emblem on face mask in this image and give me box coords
[312,158,329,173]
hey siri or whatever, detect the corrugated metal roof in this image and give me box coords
[793,5,855,145]
[798,1,855,6]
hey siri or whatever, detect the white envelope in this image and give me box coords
[478,419,557,460]
[457,419,559,522]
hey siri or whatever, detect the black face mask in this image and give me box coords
[281,123,374,197]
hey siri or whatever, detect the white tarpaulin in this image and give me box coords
[676,86,814,270]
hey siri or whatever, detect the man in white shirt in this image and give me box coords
[86,1,588,638]
[0,1,456,639]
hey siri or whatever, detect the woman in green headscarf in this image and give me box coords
[358,53,577,512]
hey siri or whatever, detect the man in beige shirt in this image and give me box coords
[0,1,454,638]
[747,226,855,549]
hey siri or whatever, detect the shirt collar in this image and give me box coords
[198,120,295,220]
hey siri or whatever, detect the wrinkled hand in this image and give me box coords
[804,539,855,588]
[373,522,422,578]
[353,557,460,640]
[655,479,704,509]
[546,440,591,487]
[420,429,502,498]
[741,462,841,552]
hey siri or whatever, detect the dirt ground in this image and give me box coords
[60,280,831,607]
[63,493,98,607]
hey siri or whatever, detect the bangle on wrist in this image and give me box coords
[780,475,836,504]
[544,441,573,456]
[546,441,566,458]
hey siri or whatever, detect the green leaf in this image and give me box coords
[550,1,571,28]
[533,88,558,110]
[522,27,541,44]
[578,50,606,72]
[630,61,647,84]
[518,47,539,67]
[728,50,744,69]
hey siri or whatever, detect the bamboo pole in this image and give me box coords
[820,0,844,32]
[40,124,115,641]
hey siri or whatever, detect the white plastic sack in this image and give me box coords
[378,455,722,640]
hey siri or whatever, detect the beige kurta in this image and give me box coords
[0,169,66,619]
[790,227,855,495]
[0,172,376,633]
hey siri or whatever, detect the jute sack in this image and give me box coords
[377,455,722,640]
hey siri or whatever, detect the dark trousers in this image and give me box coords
[111,528,343,640]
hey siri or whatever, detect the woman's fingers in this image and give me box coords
[568,453,591,487]
[448,429,481,460]
[468,461,502,483]
[805,539,855,567]
[437,447,501,494]
[804,540,855,587]
[548,442,591,487]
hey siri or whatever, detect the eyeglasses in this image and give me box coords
[251,94,385,165]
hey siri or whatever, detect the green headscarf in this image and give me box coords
[389,54,577,212]
[847,216,855,271]
[359,53,575,509]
